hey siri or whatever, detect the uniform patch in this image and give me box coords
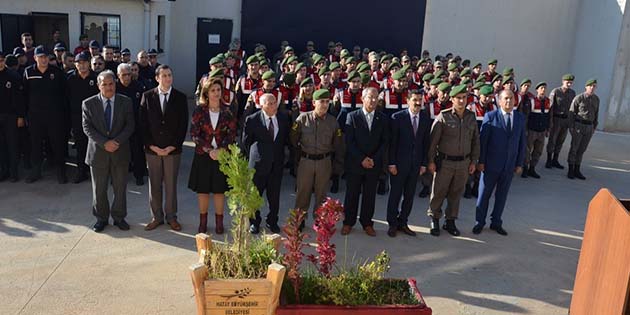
[89,80,94,86]
[336,129,342,137]
[5,81,11,89]
[50,73,55,80]
[292,122,299,131]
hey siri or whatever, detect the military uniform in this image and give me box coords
[290,92,344,218]
[334,83,363,130]
[117,79,146,183]
[427,85,480,234]
[464,85,495,198]
[546,74,576,168]
[0,63,24,181]
[524,83,552,178]
[567,79,599,180]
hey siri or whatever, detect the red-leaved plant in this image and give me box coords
[307,198,344,278]
[282,208,308,303]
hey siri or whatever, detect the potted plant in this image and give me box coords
[189,144,286,315]
[277,198,432,315]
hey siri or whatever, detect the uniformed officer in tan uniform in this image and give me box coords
[567,78,599,180]
[546,74,576,169]
[427,84,480,237]
[291,89,344,230]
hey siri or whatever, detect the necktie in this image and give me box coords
[506,113,512,131]
[413,115,418,136]
[350,92,357,109]
[268,117,275,140]
[540,98,546,114]
[161,93,168,113]
[105,99,112,131]
[366,112,372,131]
[397,92,403,109]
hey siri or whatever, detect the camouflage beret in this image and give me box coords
[479,85,494,96]
[262,70,276,81]
[313,89,331,100]
[449,84,468,97]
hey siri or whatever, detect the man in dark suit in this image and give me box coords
[242,93,289,234]
[140,65,189,232]
[474,89,526,236]
[82,70,135,232]
[385,90,430,237]
[341,87,389,237]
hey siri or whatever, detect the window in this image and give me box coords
[80,13,121,48]
[157,15,166,53]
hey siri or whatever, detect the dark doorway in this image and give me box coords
[195,18,233,87]
[0,14,34,53]
[0,12,68,53]
[241,0,427,59]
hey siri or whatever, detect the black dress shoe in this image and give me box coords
[93,221,108,232]
[472,224,484,235]
[430,218,440,236]
[442,220,461,236]
[528,167,541,179]
[398,225,417,237]
[9,176,19,183]
[73,171,89,184]
[387,227,397,238]
[135,177,144,186]
[418,186,430,198]
[25,172,41,183]
[0,173,9,182]
[266,223,281,233]
[113,219,130,231]
[490,225,508,236]
[249,223,260,234]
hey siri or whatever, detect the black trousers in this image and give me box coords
[18,125,31,167]
[386,167,420,228]
[0,114,19,177]
[250,163,283,226]
[71,115,88,171]
[343,172,379,228]
[29,112,67,173]
[129,130,146,179]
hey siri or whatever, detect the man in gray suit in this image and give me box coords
[82,70,135,232]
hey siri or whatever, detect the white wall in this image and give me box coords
[570,0,626,129]
[169,0,241,95]
[605,0,630,131]
[423,0,579,90]
[0,0,145,55]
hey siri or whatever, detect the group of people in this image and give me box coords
[0,33,600,238]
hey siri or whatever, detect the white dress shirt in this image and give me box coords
[500,107,513,131]
[209,110,220,148]
[158,86,172,113]
[362,107,374,130]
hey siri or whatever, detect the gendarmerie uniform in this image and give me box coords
[0,64,24,180]
[524,83,552,177]
[117,79,147,182]
[567,79,599,180]
[546,74,576,168]
[66,66,98,179]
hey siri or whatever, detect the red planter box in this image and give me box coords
[276,278,432,315]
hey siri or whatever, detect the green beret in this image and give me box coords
[473,62,482,68]
[535,81,547,89]
[209,56,223,65]
[473,81,486,90]
[461,78,471,85]
[437,82,452,93]
[300,77,314,87]
[389,61,401,70]
[214,54,226,62]
[283,46,294,54]
[360,73,371,85]
[479,85,494,96]
[286,56,298,64]
[312,54,324,65]
[502,67,514,76]
[501,76,514,85]
[392,57,400,64]
[295,62,306,71]
[434,70,446,78]
[282,72,296,85]
[562,73,575,81]
[449,84,467,97]
[447,63,458,71]
[430,78,443,86]
[460,68,471,76]
[345,56,356,64]
[488,59,498,65]
[422,73,434,82]
[585,78,597,86]
[520,78,532,87]
[357,63,370,73]
[401,65,412,73]
[340,49,349,58]
[262,70,275,81]
[313,89,331,101]
[347,70,360,82]
[259,59,268,66]
[379,55,392,63]
[329,62,341,71]
[492,74,502,83]
[318,66,331,76]
[255,52,265,59]
[357,61,367,69]
[209,68,224,78]
[392,69,406,81]
[246,55,259,65]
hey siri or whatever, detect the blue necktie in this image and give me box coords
[506,113,512,131]
[105,99,112,131]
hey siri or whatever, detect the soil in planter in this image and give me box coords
[282,274,419,306]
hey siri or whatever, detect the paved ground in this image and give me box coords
[1,118,629,314]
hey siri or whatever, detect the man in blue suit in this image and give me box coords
[385,90,430,237]
[474,89,526,236]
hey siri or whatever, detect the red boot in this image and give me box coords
[198,213,208,234]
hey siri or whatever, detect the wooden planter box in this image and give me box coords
[276,278,432,315]
[190,233,286,315]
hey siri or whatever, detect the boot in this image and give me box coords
[198,213,208,233]
[552,153,565,169]
[567,164,575,179]
[57,166,68,184]
[215,214,224,234]
[521,165,529,178]
[545,152,553,169]
[442,219,461,236]
[377,178,389,195]
[463,183,472,199]
[430,218,440,236]
[574,164,586,180]
[330,175,339,193]
[528,166,541,179]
